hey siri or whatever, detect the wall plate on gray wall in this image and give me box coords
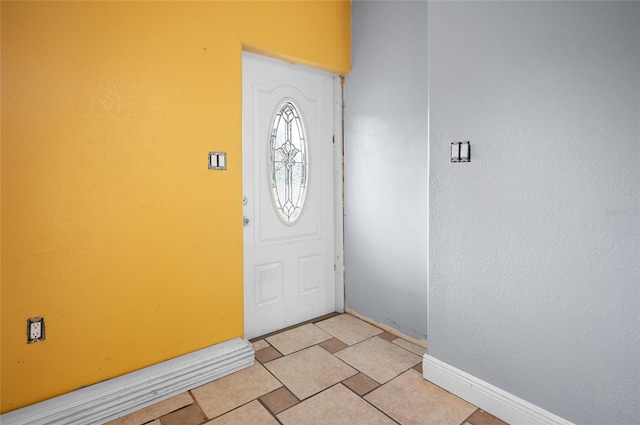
[451,141,470,163]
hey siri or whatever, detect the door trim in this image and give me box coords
[333,76,345,313]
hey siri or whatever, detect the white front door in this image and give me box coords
[242,53,336,340]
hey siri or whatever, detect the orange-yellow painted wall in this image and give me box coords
[0,1,350,412]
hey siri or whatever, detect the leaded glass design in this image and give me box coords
[269,101,308,224]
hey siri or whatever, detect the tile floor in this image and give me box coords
[106,314,508,425]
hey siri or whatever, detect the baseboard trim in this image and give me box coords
[423,354,574,425]
[1,338,254,425]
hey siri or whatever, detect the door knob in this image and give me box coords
[243,216,250,226]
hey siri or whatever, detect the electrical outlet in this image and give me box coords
[27,317,45,343]
[30,321,41,339]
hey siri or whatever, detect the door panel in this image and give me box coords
[242,53,335,339]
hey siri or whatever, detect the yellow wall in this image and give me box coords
[0,1,350,412]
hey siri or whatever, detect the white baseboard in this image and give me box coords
[1,338,254,425]
[422,354,574,425]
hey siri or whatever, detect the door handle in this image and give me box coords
[243,216,250,226]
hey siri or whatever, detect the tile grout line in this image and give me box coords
[255,396,284,425]
[203,398,265,424]
[459,408,480,425]
[185,390,209,424]
[257,351,303,423]
[340,382,402,425]
[255,345,285,364]
[390,338,428,357]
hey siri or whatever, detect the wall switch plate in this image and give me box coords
[451,141,471,163]
[27,317,45,343]
[208,152,227,170]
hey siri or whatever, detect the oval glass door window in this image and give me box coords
[270,101,308,224]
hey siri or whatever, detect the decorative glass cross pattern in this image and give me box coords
[270,101,308,223]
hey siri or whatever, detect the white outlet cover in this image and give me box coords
[27,317,45,343]
[30,322,42,339]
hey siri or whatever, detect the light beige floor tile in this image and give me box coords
[252,339,270,351]
[392,338,427,356]
[365,369,476,425]
[315,314,382,345]
[336,336,421,384]
[264,345,357,400]
[192,363,281,419]
[105,392,193,425]
[278,384,395,425]
[265,323,332,355]
[205,400,279,425]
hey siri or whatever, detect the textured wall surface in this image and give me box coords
[428,2,639,424]
[344,0,428,340]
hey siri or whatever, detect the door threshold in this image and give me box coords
[248,311,342,343]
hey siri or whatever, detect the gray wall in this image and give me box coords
[347,1,639,423]
[344,1,428,340]
[428,2,639,424]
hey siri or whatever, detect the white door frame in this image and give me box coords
[332,76,345,313]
